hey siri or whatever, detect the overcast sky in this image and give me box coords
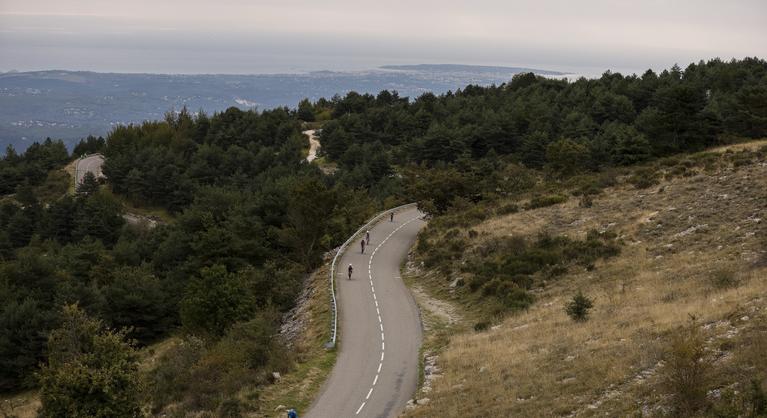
[1,0,765,75]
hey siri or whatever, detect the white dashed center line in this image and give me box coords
[355,214,421,415]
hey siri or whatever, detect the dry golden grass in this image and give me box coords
[405,146,767,417]
[709,138,767,153]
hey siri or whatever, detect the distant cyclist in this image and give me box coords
[390,212,394,222]
[347,264,353,280]
[366,230,370,245]
[287,408,298,418]
[360,239,366,254]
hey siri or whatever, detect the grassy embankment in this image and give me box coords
[403,140,767,417]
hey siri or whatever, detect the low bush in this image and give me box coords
[658,156,682,167]
[730,151,756,167]
[473,321,490,332]
[465,231,618,313]
[708,268,741,289]
[711,380,767,418]
[627,167,660,189]
[496,202,519,215]
[565,291,594,322]
[147,312,290,414]
[498,286,535,311]
[662,320,710,416]
[566,172,616,196]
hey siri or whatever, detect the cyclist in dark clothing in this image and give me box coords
[361,239,366,254]
[348,264,353,280]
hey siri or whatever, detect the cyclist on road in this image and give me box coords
[347,264,353,280]
[390,212,394,222]
[360,239,366,254]
[366,230,370,245]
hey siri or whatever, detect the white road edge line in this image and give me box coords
[355,214,421,416]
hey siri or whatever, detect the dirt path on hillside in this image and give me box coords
[304,130,321,162]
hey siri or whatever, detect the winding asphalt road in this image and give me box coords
[75,154,105,184]
[307,206,426,418]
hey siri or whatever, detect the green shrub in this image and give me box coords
[658,156,682,167]
[496,202,519,215]
[38,305,143,418]
[499,286,534,311]
[481,278,503,296]
[148,313,289,414]
[473,321,490,332]
[421,234,467,272]
[567,171,618,196]
[565,291,594,322]
[712,380,767,418]
[468,275,491,292]
[709,268,741,289]
[730,151,755,167]
[218,398,245,418]
[147,337,206,411]
[463,231,618,314]
[663,321,710,416]
[691,152,721,172]
[627,167,659,189]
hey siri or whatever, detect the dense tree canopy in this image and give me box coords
[0,105,379,392]
[317,58,767,174]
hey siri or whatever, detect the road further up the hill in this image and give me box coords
[75,154,105,185]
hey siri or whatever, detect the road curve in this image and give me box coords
[307,206,426,418]
[75,154,105,184]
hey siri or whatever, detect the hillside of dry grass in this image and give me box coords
[404,142,767,417]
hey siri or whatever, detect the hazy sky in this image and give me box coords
[1,0,765,75]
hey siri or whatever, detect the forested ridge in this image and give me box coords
[1,57,766,416]
[316,58,766,205]
[0,106,382,415]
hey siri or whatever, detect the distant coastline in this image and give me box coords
[379,64,567,76]
[0,63,567,151]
